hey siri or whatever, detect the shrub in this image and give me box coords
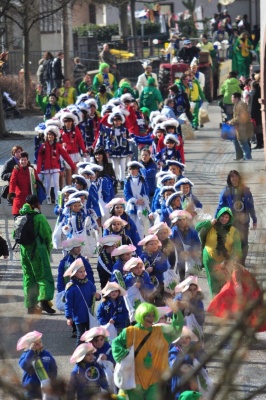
[0,75,36,108]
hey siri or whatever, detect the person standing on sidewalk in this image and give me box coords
[228,92,254,161]
[1,145,23,204]
[18,195,55,315]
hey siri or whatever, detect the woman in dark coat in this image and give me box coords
[1,145,23,203]
[249,79,264,149]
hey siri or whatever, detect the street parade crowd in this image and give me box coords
[0,14,264,399]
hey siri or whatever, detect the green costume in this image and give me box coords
[195,207,242,297]
[78,81,94,94]
[36,94,61,121]
[189,77,206,129]
[235,37,253,78]
[93,63,118,95]
[221,77,242,105]
[139,77,163,112]
[18,204,54,309]
[114,82,138,99]
[179,391,202,400]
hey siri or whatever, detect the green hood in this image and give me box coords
[216,206,233,225]
[178,391,202,400]
[19,203,39,216]
[147,77,155,86]
[222,78,242,104]
[99,62,109,73]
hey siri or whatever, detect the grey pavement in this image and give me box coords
[1,105,266,399]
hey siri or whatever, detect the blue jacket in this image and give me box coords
[103,228,141,256]
[155,147,182,167]
[97,296,129,329]
[140,251,169,283]
[65,279,96,324]
[67,360,108,399]
[215,185,257,225]
[93,176,113,204]
[124,270,154,291]
[57,254,95,292]
[160,205,182,227]
[170,226,201,270]
[168,344,193,399]
[105,126,132,158]
[124,175,150,215]
[19,349,57,394]
[94,341,115,365]
[140,159,158,196]
[86,184,101,217]
[181,192,202,209]
[110,258,126,282]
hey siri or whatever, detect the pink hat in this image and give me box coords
[170,209,192,223]
[70,343,96,363]
[97,235,122,247]
[111,244,136,257]
[175,275,201,293]
[123,256,144,272]
[102,281,127,297]
[81,327,110,343]
[62,237,84,251]
[148,222,172,237]
[138,234,162,247]
[105,197,127,209]
[103,216,128,230]
[17,331,42,351]
[63,258,85,277]
[172,326,198,343]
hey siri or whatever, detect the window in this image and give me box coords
[40,0,61,33]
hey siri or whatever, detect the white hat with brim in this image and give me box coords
[84,98,98,109]
[166,191,182,207]
[172,325,198,343]
[44,125,61,140]
[138,234,162,247]
[102,281,127,297]
[64,258,85,277]
[98,235,122,247]
[45,118,61,128]
[161,174,177,184]
[108,98,123,107]
[81,327,110,343]
[121,93,134,103]
[17,331,42,351]
[72,175,88,187]
[60,112,78,126]
[107,112,125,125]
[152,115,167,129]
[82,167,96,177]
[149,110,161,122]
[164,134,180,146]
[61,186,78,195]
[156,171,169,179]
[69,190,89,199]
[111,244,136,257]
[166,160,186,170]
[170,209,192,223]
[76,161,92,169]
[103,216,128,230]
[127,161,143,169]
[123,256,144,272]
[160,186,175,196]
[62,237,85,251]
[161,119,180,129]
[175,275,201,294]
[70,343,96,363]
[174,177,194,189]
[105,198,127,209]
[148,222,172,237]
[65,197,82,207]
[89,164,104,172]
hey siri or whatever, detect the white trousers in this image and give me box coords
[111,157,126,182]
[43,172,60,200]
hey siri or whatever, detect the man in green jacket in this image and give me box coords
[220,71,242,120]
[140,77,163,112]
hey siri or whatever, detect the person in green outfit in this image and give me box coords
[179,391,202,400]
[139,77,163,112]
[189,68,206,130]
[195,207,242,297]
[114,80,138,99]
[235,31,253,78]
[229,28,239,73]
[78,73,93,94]
[18,195,55,315]
[220,71,242,121]
[36,85,61,121]
[93,63,118,95]
[112,302,184,400]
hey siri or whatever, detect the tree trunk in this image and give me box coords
[63,4,70,79]
[119,2,129,39]
[0,90,7,138]
[130,0,137,54]
[23,30,31,109]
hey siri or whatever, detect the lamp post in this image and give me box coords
[139,17,147,37]
[153,38,159,58]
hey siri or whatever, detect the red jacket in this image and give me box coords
[157,135,185,163]
[37,141,76,173]
[60,126,86,154]
[9,164,39,215]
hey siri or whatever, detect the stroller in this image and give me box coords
[2,92,23,119]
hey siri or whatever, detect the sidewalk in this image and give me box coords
[1,104,266,399]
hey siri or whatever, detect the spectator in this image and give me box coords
[136,61,158,95]
[93,63,118,95]
[78,73,93,94]
[59,78,77,105]
[36,85,61,121]
[1,145,23,204]
[0,51,9,76]
[0,234,9,259]
[42,51,54,94]
[235,32,253,78]
[52,51,64,88]
[73,57,87,91]
[36,58,45,86]
[99,43,120,82]
[249,77,263,149]
[95,84,113,112]
[179,40,200,64]
[220,71,242,121]
[212,22,229,43]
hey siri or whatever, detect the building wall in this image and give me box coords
[260,0,266,166]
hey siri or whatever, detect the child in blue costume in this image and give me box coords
[151,172,177,213]
[97,235,122,289]
[161,190,183,227]
[106,197,141,251]
[97,281,129,333]
[161,118,185,163]
[64,259,101,346]
[138,235,169,305]
[166,159,186,181]
[68,342,109,399]
[174,178,202,210]
[54,186,78,221]
[123,256,155,301]
[17,331,57,400]
[170,210,201,282]
[155,134,182,171]
[124,161,150,239]
[81,326,115,365]
[72,174,101,220]
[110,244,136,283]
[139,148,157,197]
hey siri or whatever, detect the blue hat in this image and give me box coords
[72,174,88,188]
[166,191,182,207]
[166,160,186,170]
[65,197,82,207]
[160,186,175,195]
[183,40,191,45]
[127,161,143,169]
[174,178,194,189]
[161,174,177,184]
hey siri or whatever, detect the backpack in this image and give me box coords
[142,90,154,108]
[13,214,36,246]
